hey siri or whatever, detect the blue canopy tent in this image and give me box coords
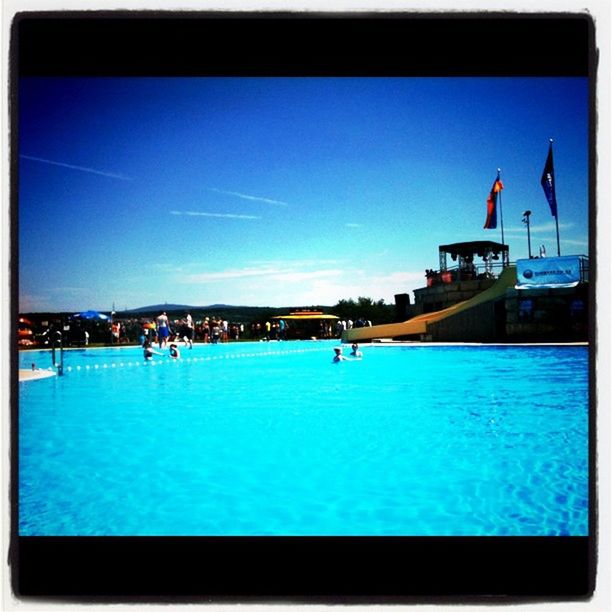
[71,310,109,320]
[69,310,112,346]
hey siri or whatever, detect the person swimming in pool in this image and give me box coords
[350,343,363,358]
[169,343,180,359]
[333,347,348,362]
[143,340,163,360]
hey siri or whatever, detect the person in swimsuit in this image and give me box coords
[156,311,170,349]
[169,343,180,359]
[350,343,363,358]
[333,347,347,362]
[184,312,194,349]
[143,340,163,360]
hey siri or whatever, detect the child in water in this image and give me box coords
[333,347,348,362]
[143,340,163,360]
[350,343,363,358]
[169,343,180,359]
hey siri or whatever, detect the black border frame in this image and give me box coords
[9,13,597,602]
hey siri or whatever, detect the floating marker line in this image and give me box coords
[60,345,336,375]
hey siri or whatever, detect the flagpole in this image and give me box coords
[497,168,505,246]
[555,207,561,256]
[550,140,561,256]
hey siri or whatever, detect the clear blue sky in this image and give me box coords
[18,77,589,313]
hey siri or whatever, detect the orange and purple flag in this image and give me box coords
[483,173,504,229]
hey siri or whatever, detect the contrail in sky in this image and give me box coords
[209,188,289,206]
[171,210,260,220]
[505,222,573,235]
[20,155,132,180]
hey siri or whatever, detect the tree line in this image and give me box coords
[19,296,396,346]
[329,297,395,325]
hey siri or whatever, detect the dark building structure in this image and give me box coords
[364,241,591,344]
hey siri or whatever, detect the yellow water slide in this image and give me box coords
[343,265,517,342]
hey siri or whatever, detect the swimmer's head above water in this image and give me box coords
[333,346,347,362]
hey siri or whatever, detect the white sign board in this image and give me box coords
[515,256,582,289]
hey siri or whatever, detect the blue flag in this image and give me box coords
[540,142,557,217]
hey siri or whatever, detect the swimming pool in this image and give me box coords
[18,340,589,536]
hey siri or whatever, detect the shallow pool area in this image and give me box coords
[18,340,589,536]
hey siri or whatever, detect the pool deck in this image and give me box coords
[19,369,57,382]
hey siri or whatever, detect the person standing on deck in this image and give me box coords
[156,311,170,349]
[184,312,194,349]
[202,318,210,343]
[335,320,343,338]
[111,321,120,343]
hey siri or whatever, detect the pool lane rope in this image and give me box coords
[61,345,338,374]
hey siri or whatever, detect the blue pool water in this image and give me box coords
[18,341,589,536]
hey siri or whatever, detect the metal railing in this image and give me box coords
[578,255,589,283]
[426,255,590,287]
[49,329,64,375]
[425,261,508,287]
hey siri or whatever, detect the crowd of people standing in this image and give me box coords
[137,312,245,347]
[21,309,381,350]
[87,312,375,346]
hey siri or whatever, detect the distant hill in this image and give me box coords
[20,304,335,323]
[116,304,335,322]
[123,303,236,314]
[123,303,333,314]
